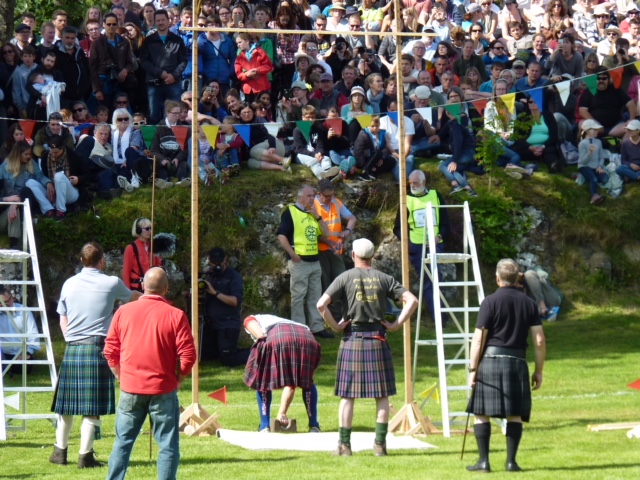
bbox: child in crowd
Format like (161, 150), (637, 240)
(196, 119), (220, 185)
(28, 71), (65, 118)
(616, 119), (640, 184)
(95, 105), (110, 124)
(132, 112), (147, 129)
(578, 119), (609, 205)
(215, 116), (242, 179)
(353, 115), (395, 182)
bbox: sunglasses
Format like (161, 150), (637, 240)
(72, 107), (86, 113)
(133, 121), (146, 126)
(116, 117), (129, 122)
(141, 227), (152, 231)
(116, 100), (128, 105)
(472, 29), (483, 32)
(597, 76), (609, 81)
(105, 22), (117, 26)
(494, 46), (504, 50)
(607, 32), (619, 36)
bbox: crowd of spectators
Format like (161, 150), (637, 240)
(2, 0), (640, 218)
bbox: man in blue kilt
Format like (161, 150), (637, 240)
(317, 238), (418, 457)
(49, 242), (141, 468)
(243, 314), (322, 432)
(466, 258), (546, 473)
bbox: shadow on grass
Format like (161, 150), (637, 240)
(129, 456), (299, 467)
(534, 463), (639, 472)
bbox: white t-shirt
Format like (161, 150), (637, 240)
(380, 114), (415, 151)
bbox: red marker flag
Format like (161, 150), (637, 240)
(208, 386), (228, 405)
(628, 379), (640, 390)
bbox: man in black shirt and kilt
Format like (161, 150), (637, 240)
(466, 258), (546, 473)
(317, 238), (418, 457)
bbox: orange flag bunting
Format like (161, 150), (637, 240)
(609, 68), (624, 89)
(355, 114), (373, 129)
(19, 120), (37, 142)
(171, 126), (190, 150)
(628, 379), (640, 390)
(471, 99), (488, 115)
(325, 118), (343, 136)
(202, 125), (220, 148)
(208, 386), (228, 405)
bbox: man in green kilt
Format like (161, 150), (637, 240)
(317, 238), (418, 457)
(466, 258), (546, 473)
(49, 242), (140, 468)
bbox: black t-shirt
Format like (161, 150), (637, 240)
(476, 286), (541, 350)
(581, 86), (630, 130)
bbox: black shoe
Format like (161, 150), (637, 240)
(49, 446), (68, 465)
(358, 172), (375, 182)
(466, 460), (491, 473)
(506, 462), (522, 472)
(314, 330), (335, 339)
(77, 450), (104, 469)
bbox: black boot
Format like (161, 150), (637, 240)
(9, 237), (19, 250)
(77, 449), (104, 469)
(466, 422), (491, 473)
(49, 445), (68, 465)
(506, 422), (523, 472)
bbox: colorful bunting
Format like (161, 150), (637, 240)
(628, 379), (640, 390)
(419, 382), (440, 404)
(234, 124), (252, 147)
(386, 111), (399, 124)
(355, 114), (373, 129)
(140, 125), (157, 147)
(18, 120), (36, 142)
(635, 61), (640, 74)
(171, 126), (189, 150)
(529, 88), (544, 112)
(584, 74), (598, 95)
(325, 118), (343, 136)
(609, 68), (623, 89)
(471, 99), (488, 115)
(500, 93), (516, 114)
(443, 103), (461, 120)
(556, 80), (571, 106)
(415, 107), (433, 122)
(295, 120), (313, 142)
(208, 386), (228, 405)
(202, 125), (220, 148)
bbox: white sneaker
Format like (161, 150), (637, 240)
(155, 178), (173, 189)
(117, 176), (134, 192)
(175, 178), (191, 188)
(130, 173), (141, 188)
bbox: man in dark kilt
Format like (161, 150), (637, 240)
(317, 238), (418, 457)
(49, 242), (140, 468)
(243, 314), (322, 432)
(466, 258), (546, 473)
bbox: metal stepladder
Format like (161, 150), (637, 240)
(412, 201), (485, 437)
(1, 199), (58, 437)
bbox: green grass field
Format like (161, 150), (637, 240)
(2, 298), (640, 480)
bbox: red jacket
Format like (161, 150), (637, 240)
(104, 295), (197, 395)
(234, 46), (273, 95)
(122, 238), (162, 291)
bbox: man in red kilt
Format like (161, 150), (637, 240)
(243, 314), (322, 432)
(317, 238), (418, 457)
(466, 258), (546, 473)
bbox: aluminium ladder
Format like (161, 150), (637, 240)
(412, 201), (485, 437)
(0, 199), (58, 435)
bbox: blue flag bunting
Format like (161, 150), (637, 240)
(234, 124), (252, 147)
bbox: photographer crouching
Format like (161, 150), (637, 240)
(201, 247), (249, 367)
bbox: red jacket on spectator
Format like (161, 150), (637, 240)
(235, 46), (273, 95)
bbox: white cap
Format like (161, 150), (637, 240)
(352, 239), (375, 259)
(581, 119), (604, 131)
(350, 86), (365, 97)
(414, 86), (431, 100)
(625, 119), (640, 131)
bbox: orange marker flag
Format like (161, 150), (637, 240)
(471, 99), (488, 115)
(208, 386), (228, 405)
(628, 379), (640, 390)
(325, 118), (343, 136)
(171, 126), (190, 150)
(609, 68), (624, 89)
(19, 120), (37, 142)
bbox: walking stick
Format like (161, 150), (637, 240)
(149, 416), (153, 459)
(461, 327), (488, 460)
(150, 155), (157, 260)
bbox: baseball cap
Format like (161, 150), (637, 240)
(209, 247), (226, 263)
(352, 239), (374, 259)
(593, 5), (609, 15)
(414, 86), (431, 100)
(581, 119), (604, 132)
(320, 72), (333, 82)
(512, 60), (526, 68)
(350, 86), (365, 97)
(625, 119), (640, 131)
(345, 6), (359, 16)
(422, 26), (436, 33)
(467, 3), (482, 14)
(291, 80), (308, 90)
(15, 23), (31, 33)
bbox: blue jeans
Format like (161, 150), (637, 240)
(148, 83), (182, 125)
(329, 149), (352, 166)
(107, 390), (180, 480)
(616, 164), (640, 182)
(409, 241), (445, 320)
(497, 145), (522, 167)
(579, 166), (609, 196)
(392, 154), (415, 181)
(411, 138), (441, 157)
(438, 150), (481, 186)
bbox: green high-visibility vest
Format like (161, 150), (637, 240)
(289, 205), (320, 256)
(407, 190), (440, 245)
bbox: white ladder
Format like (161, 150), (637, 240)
(1, 199), (58, 434)
(412, 201), (485, 437)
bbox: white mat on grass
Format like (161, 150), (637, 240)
(216, 429), (437, 452)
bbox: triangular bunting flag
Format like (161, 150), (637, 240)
(140, 125), (157, 147)
(208, 386), (228, 405)
(202, 125), (220, 148)
(500, 93), (516, 114)
(355, 114), (373, 129)
(584, 74), (598, 95)
(234, 124), (252, 147)
(18, 120), (36, 142)
(529, 88), (544, 112)
(556, 80), (571, 106)
(415, 107), (433, 122)
(324, 118), (343, 136)
(443, 103), (461, 120)
(471, 99), (488, 115)
(295, 120), (313, 142)
(74, 122), (94, 133)
(609, 67), (624, 89)
(386, 111), (399, 123)
(418, 382), (440, 404)
(635, 61), (640, 73)
(628, 379), (640, 390)
(171, 126), (189, 150)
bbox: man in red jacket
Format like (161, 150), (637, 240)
(104, 267), (196, 480)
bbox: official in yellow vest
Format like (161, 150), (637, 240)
(393, 170), (450, 323)
(277, 185), (335, 339)
(313, 179), (357, 317)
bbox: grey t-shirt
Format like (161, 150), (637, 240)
(57, 268), (132, 342)
(325, 267), (406, 325)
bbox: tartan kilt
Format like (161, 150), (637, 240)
(466, 355), (532, 422)
(335, 333), (396, 398)
(52, 344), (116, 416)
(244, 324), (321, 391)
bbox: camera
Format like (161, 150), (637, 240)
(148, 78), (162, 86)
(198, 278), (208, 290)
(282, 88), (292, 99)
(337, 43), (346, 51)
